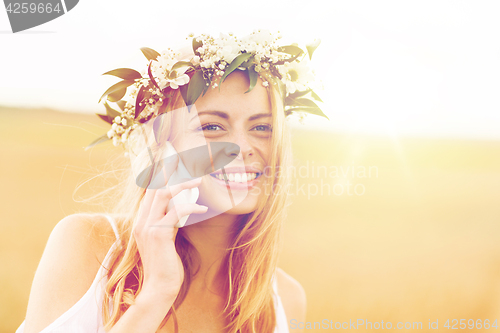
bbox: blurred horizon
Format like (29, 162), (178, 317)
(2, 104), (500, 142)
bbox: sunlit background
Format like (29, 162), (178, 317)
(1, 0), (500, 332)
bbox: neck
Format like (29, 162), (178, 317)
(180, 213), (243, 294)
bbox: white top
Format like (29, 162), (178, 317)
(16, 215), (289, 333)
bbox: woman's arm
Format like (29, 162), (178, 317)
(22, 214), (175, 333)
(23, 214), (112, 332)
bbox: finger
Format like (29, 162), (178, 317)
(157, 154), (179, 189)
(139, 154), (179, 223)
(169, 177), (202, 198)
(148, 177), (202, 222)
(138, 188), (155, 220)
(155, 203), (208, 228)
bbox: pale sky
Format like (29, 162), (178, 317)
(1, 0), (499, 139)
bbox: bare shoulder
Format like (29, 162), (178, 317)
(23, 213), (117, 333)
(276, 267), (307, 325)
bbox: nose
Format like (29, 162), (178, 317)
(226, 133), (253, 161)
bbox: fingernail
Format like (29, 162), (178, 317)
(198, 205), (208, 211)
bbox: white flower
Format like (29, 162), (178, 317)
(169, 74), (190, 89)
(243, 30), (274, 46)
(121, 118), (128, 126)
(156, 63), (191, 90)
(245, 41), (257, 53)
(115, 125), (125, 134)
(114, 116), (121, 123)
(262, 81), (269, 87)
(281, 59), (314, 94)
(220, 39), (240, 63)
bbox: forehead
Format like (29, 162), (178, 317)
(193, 70), (272, 118)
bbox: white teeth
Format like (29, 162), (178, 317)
(212, 173), (258, 183)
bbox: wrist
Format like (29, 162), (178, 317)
(137, 284), (179, 307)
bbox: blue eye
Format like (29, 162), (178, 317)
(253, 124), (272, 132)
(201, 123), (223, 131)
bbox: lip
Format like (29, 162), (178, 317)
(208, 166), (263, 190)
(210, 166), (263, 175)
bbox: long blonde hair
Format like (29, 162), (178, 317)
(100, 78), (293, 333)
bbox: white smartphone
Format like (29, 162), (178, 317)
(162, 141), (200, 228)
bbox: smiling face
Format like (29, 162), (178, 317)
(170, 71), (274, 216)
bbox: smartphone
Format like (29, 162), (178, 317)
(162, 141), (200, 228)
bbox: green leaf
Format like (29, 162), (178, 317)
(140, 47), (160, 61)
(219, 53), (253, 85)
(116, 100), (127, 111)
(239, 56), (255, 69)
(274, 45), (304, 65)
(102, 68), (142, 80)
(245, 66), (258, 94)
(99, 80), (135, 103)
(135, 85), (146, 119)
(148, 61), (161, 91)
(85, 134), (111, 151)
(310, 90), (323, 102)
(287, 89), (312, 100)
(107, 87), (127, 102)
(275, 54), (302, 65)
(287, 97), (320, 109)
(96, 113), (112, 124)
(192, 38), (203, 56)
(287, 107), (329, 120)
(179, 83), (188, 108)
(104, 101), (121, 119)
(306, 39), (321, 60)
(287, 89), (323, 103)
(181, 70), (206, 112)
(277, 45), (304, 56)
(171, 61), (194, 72)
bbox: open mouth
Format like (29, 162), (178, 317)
(209, 172), (262, 183)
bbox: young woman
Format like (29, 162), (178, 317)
(18, 31), (324, 333)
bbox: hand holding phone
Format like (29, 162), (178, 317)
(162, 141), (200, 228)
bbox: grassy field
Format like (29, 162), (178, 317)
(1, 106), (500, 332)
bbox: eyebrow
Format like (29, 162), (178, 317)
(191, 111), (272, 122)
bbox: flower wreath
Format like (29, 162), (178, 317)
(87, 30), (328, 150)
